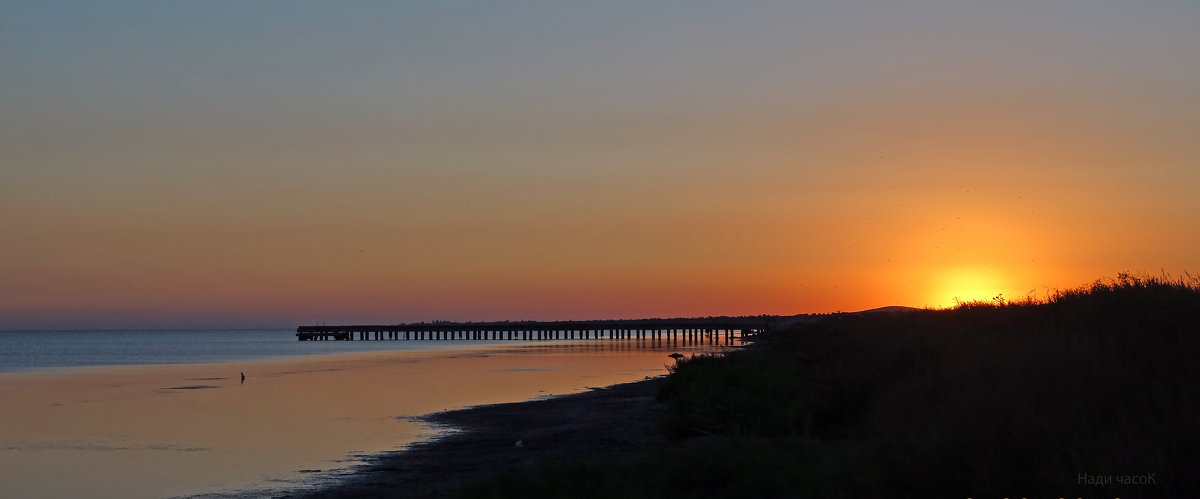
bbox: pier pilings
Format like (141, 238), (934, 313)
(296, 319), (768, 344)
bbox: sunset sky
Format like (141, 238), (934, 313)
(3, 1), (1198, 329)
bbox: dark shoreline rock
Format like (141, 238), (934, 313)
(293, 378), (667, 498)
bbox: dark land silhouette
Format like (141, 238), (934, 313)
(300, 273), (1198, 498)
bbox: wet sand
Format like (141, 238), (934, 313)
(296, 378), (667, 498)
(0, 341), (724, 498)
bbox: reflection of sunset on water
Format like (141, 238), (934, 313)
(1, 2), (1197, 497)
(0, 341), (732, 498)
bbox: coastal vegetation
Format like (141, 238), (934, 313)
(458, 273), (1199, 498)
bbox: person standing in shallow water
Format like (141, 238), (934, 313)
(240, 372), (245, 384)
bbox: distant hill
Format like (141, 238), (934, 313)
(852, 305), (922, 314)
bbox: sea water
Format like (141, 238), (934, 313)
(0, 329), (518, 373)
(0, 334), (738, 498)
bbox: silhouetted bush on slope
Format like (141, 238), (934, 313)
(460, 274), (1199, 498)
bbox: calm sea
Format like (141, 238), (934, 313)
(0, 329), (516, 373)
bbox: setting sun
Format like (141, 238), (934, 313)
(2, 2), (1198, 497)
(927, 266), (1023, 308)
(2, 2), (1198, 327)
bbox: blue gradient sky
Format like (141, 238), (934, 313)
(3, 1), (1198, 328)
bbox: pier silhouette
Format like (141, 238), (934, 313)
(296, 317), (773, 344)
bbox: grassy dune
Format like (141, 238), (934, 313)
(461, 274), (1199, 498)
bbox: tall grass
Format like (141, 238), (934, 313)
(460, 274), (1200, 498)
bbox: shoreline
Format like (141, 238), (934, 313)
(294, 376), (668, 498)
(1, 340), (720, 498)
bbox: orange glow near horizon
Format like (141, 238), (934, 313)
(925, 266), (1023, 308)
(2, 3), (1198, 328)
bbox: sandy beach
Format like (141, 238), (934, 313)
(0, 340), (728, 498)
(297, 378), (667, 498)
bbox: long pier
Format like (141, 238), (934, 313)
(296, 317), (773, 342)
